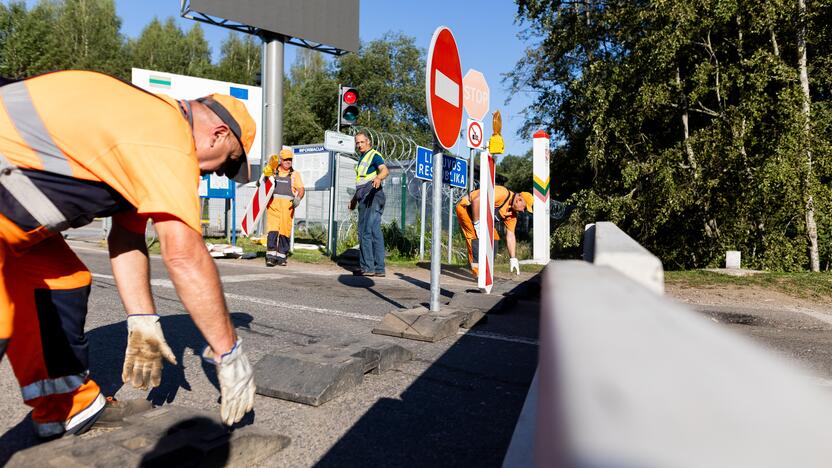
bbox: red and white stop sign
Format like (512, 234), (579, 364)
(425, 26), (463, 150)
(463, 69), (490, 121)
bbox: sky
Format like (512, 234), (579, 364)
(111, 1), (536, 156)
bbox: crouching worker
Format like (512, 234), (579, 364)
(0, 70), (256, 438)
(455, 186), (534, 276)
(264, 148), (304, 267)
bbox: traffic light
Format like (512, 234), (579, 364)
(339, 86), (359, 128)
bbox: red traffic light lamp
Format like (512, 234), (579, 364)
(339, 86), (359, 128)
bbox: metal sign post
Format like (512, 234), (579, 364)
(419, 181), (427, 261)
(430, 151), (444, 312)
(447, 188), (454, 263)
(326, 151), (336, 255)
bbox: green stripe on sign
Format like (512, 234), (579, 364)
(533, 179), (549, 196)
(149, 76), (171, 88)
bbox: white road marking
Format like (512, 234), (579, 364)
(460, 330), (538, 346)
(90, 273), (537, 346)
(435, 69), (460, 107)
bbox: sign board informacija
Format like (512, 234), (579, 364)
(425, 26), (463, 150)
(414, 146), (468, 189)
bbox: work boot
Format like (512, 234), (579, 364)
(276, 256), (287, 266)
(265, 255), (277, 267)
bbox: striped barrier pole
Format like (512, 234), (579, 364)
(478, 151), (495, 293)
(240, 176), (275, 237)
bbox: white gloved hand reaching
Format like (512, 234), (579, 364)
(202, 338), (255, 426)
(122, 314), (177, 390)
(473, 220), (481, 235)
(510, 257), (521, 275)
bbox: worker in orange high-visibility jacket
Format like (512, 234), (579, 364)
(455, 186), (534, 276)
(263, 148), (304, 267)
(0, 71), (256, 438)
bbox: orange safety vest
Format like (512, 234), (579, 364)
(0, 71), (201, 249)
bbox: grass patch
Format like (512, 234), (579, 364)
(665, 270), (832, 301)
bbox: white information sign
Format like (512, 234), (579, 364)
(324, 130), (356, 154)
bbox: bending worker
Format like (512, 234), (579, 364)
(456, 186), (534, 275)
(263, 148), (304, 267)
(0, 70), (256, 438)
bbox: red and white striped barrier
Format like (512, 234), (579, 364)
(478, 151), (495, 293)
(240, 176), (274, 237)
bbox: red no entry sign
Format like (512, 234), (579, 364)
(425, 26), (463, 150)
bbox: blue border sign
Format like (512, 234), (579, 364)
(414, 146), (467, 188)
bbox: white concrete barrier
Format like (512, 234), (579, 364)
(503, 260), (832, 468)
(584, 221), (664, 294)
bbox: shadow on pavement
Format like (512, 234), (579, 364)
(317, 282), (540, 467)
(393, 272), (455, 298)
(0, 414), (37, 465)
(337, 275), (406, 309)
(416, 262), (476, 283)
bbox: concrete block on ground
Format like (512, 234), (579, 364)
(460, 309), (487, 329)
(8, 406), (289, 467)
(726, 250), (741, 269)
(449, 292), (509, 314)
(254, 336), (411, 406)
(372, 307), (463, 342)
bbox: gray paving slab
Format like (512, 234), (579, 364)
(372, 307), (464, 342)
(7, 405), (289, 467)
(254, 337), (412, 406)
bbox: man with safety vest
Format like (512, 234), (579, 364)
(456, 186), (534, 276)
(263, 148), (304, 267)
(348, 130), (388, 277)
(0, 71), (256, 438)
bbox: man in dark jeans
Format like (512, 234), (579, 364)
(348, 130), (389, 277)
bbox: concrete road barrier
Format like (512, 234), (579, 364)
(504, 260), (832, 467)
(583, 221), (664, 294)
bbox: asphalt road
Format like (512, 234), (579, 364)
(0, 240), (539, 466)
(690, 303), (832, 383)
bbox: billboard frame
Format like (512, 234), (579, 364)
(180, 0), (353, 56)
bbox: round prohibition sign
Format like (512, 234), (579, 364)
(467, 120), (483, 148)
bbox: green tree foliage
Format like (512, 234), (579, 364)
(0, 0), (127, 79)
(284, 49), (337, 145)
(509, 0), (832, 271)
(214, 32), (260, 85)
(128, 18), (212, 78)
(56, 0), (127, 77)
(497, 151), (533, 193)
(336, 32), (431, 145)
(0, 1), (63, 77)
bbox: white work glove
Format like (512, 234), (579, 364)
(202, 338), (255, 426)
(510, 257), (520, 275)
(122, 314), (177, 390)
(292, 196), (301, 208)
(473, 220), (481, 236)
